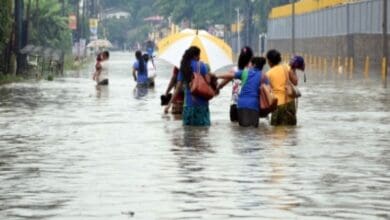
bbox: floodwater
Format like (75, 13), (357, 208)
(0, 52), (389, 220)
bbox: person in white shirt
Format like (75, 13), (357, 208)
(95, 51), (109, 85)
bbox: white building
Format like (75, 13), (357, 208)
(101, 8), (130, 20)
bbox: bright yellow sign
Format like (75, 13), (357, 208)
(89, 19), (98, 29)
(230, 23), (243, 33)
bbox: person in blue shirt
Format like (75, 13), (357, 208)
(217, 46), (253, 122)
(217, 56), (267, 127)
(165, 46), (211, 126)
(146, 46), (154, 58)
(132, 50), (148, 86)
(146, 40), (156, 69)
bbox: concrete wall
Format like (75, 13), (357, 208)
(267, 34), (387, 71)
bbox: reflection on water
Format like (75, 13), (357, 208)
(0, 52), (389, 220)
(95, 85), (109, 98)
(133, 85), (149, 99)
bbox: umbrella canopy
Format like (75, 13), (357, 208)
(87, 39), (113, 48)
(157, 29), (233, 72)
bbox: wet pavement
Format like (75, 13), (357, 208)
(0, 52), (389, 220)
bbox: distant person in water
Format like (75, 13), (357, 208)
(94, 51), (109, 85)
(146, 40), (156, 69)
(143, 53), (155, 88)
(92, 52), (102, 82)
(132, 50), (148, 87)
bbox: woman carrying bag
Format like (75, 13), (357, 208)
(164, 46), (213, 126)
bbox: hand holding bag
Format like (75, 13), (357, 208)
(284, 65), (301, 98)
(190, 63), (215, 100)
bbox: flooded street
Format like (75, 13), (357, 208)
(0, 52), (389, 220)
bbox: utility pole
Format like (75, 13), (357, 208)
(235, 8), (241, 52)
(228, 0), (232, 50)
(247, 0), (253, 47)
(61, 0), (65, 16)
(36, 0), (39, 33)
(291, 0), (295, 55)
(25, 0), (31, 44)
(15, 0), (24, 74)
(383, 0), (388, 87)
(76, 0), (80, 42)
(91, 0), (96, 17)
(82, 0), (87, 39)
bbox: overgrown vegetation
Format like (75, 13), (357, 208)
(28, 0), (72, 51)
(0, 0), (13, 53)
(0, 74), (23, 85)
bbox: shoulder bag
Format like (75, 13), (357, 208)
(190, 63), (215, 100)
(259, 74), (278, 118)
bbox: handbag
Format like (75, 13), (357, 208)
(160, 93), (172, 106)
(259, 75), (278, 118)
(284, 65), (301, 98)
(190, 63), (215, 100)
(230, 104), (238, 122)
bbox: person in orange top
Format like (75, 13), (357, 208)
(266, 50), (301, 126)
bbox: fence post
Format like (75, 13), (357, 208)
(332, 57), (336, 73)
(324, 57), (328, 76)
(349, 57), (354, 79)
(382, 57), (387, 82)
(364, 56), (370, 78)
(337, 56), (341, 70)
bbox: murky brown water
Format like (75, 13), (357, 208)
(0, 52), (389, 220)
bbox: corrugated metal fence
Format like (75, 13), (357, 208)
(268, 0), (386, 40)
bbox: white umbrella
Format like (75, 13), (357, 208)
(87, 39), (113, 48)
(157, 29), (233, 72)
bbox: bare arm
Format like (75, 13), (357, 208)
(165, 74), (176, 95)
(164, 81), (183, 114)
(94, 63), (102, 81)
(216, 71), (235, 90)
(289, 69), (298, 85)
(132, 68), (137, 81)
(217, 71), (235, 80)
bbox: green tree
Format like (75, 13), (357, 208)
(0, 0), (13, 53)
(154, 0), (291, 31)
(28, 0), (72, 50)
(154, 0), (226, 28)
(99, 0), (156, 48)
(0, 0), (13, 74)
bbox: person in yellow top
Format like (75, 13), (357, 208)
(266, 50), (304, 126)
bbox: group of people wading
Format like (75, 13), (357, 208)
(163, 46), (305, 127)
(92, 46), (305, 128)
(93, 50), (155, 88)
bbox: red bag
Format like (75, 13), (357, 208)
(190, 64), (215, 100)
(259, 75), (278, 118)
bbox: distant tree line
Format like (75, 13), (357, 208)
(97, 0), (290, 50)
(0, 0), (291, 75)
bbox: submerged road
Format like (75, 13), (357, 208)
(0, 52), (389, 219)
